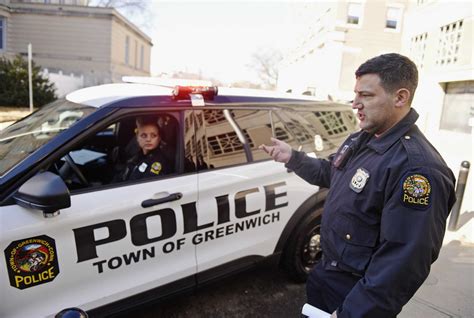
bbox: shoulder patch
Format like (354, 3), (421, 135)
(150, 162), (162, 175)
(401, 174), (431, 210)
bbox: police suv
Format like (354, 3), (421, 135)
(0, 78), (357, 317)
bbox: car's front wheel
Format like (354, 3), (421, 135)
(282, 207), (323, 283)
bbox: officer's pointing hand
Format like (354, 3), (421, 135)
(259, 137), (292, 164)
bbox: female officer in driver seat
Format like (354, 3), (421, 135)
(120, 117), (171, 181)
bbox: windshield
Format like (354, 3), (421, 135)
(0, 99), (97, 176)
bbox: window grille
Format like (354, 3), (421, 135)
(436, 20), (463, 66)
(204, 109), (232, 124)
(410, 33), (428, 69)
(207, 130), (254, 155)
(286, 120), (312, 143)
(314, 111), (348, 136)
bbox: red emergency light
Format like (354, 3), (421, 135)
(172, 85), (218, 100)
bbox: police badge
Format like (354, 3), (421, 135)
(350, 168), (370, 193)
(150, 162), (162, 175)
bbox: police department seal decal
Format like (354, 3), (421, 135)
(401, 174), (431, 209)
(4, 235), (60, 290)
(350, 168), (370, 193)
(150, 162), (162, 175)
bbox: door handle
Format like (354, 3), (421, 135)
(141, 192), (183, 208)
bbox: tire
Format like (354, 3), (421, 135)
(282, 206), (323, 283)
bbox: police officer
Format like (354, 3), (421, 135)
(121, 117), (171, 181)
(260, 53), (456, 317)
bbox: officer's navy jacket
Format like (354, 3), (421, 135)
(122, 146), (171, 181)
(286, 109), (456, 317)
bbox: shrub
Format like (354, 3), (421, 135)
(0, 54), (57, 107)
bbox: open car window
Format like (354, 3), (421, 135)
(48, 112), (181, 191)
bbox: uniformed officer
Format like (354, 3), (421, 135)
(121, 117), (171, 181)
(260, 53), (456, 317)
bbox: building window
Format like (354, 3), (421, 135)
(436, 20), (463, 66)
(125, 35), (130, 65)
(410, 33), (428, 69)
(134, 40), (138, 69)
(346, 2), (362, 25)
(0, 17), (5, 51)
(385, 6), (402, 30)
(440, 81), (473, 134)
(140, 45), (144, 70)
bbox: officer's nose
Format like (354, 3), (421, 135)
(352, 97), (361, 110)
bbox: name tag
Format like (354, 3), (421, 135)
(138, 162), (148, 173)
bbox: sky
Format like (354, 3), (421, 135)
(143, 1), (311, 85)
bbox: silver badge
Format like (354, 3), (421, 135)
(138, 162), (148, 173)
(350, 168), (370, 193)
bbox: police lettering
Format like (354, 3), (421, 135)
(73, 182), (288, 263)
(403, 194), (429, 205)
(14, 267), (56, 288)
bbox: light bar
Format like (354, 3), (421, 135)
(173, 86), (218, 100)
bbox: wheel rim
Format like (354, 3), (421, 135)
(301, 224), (322, 273)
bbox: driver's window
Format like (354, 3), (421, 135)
(50, 112), (179, 191)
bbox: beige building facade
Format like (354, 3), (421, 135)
(0, 0), (152, 87)
(278, 0), (473, 233)
(402, 0), (473, 220)
(278, 0), (408, 100)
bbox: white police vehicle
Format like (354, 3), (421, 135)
(0, 78), (357, 317)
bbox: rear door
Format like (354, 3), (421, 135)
(0, 109), (199, 318)
(190, 108), (320, 279)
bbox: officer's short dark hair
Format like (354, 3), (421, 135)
(355, 53), (418, 103)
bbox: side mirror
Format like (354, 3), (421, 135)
(14, 171), (71, 218)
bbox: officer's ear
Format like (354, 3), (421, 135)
(394, 88), (410, 108)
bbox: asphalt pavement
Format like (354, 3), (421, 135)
(115, 232), (474, 318)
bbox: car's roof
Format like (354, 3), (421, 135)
(66, 82), (339, 108)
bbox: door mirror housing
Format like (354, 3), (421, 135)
(14, 171), (71, 217)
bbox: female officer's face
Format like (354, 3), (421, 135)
(136, 124), (160, 155)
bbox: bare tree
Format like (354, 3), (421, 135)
(86, 0), (145, 10)
(86, 0), (151, 30)
(247, 48), (282, 90)
(230, 81), (262, 89)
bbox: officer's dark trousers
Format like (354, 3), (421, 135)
(306, 261), (361, 313)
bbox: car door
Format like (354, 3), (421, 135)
(0, 110), (198, 318)
(190, 108), (320, 279)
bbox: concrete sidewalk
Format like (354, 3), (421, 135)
(400, 238), (474, 317)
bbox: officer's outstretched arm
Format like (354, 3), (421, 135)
(336, 168), (455, 317)
(260, 137), (332, 188)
